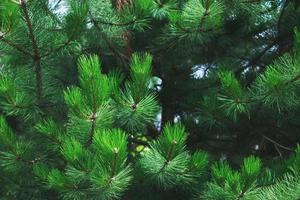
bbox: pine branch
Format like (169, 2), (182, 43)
(89, 18), (138, 27)
(198, 33), (293, 92)
(255, 171), (300, 200)
(20, 0), (43, 104)
(85, 112), (97, 147)
(90, 13), (129, 65)
(199, 1), (210, 28)
(41, 38), (72, 58)
(0, 31), (32, 56)
(110, 149), (119, 178)
(241, 0), (261, 3)
(234, 39), (280, 75)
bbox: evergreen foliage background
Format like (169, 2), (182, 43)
(0, 0), (300, 199)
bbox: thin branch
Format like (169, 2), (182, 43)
(196, 33), (292, 91)
(263, 135), (294, 152)
(199, 1), (210, 28)
(274, 144), (283, 157)
(51, 0), (63, 10)
(0, 31), (32, 57)
(89, 17), (137, 27)
(234, 39), (280, 75)
(241, 0), (261, 3)
(90, 13), (129, 64)
(41, 38), (72, 58)
(85, 112), (97, 147)
(0, 37), (32, 57)
(20, 0), (43, 104)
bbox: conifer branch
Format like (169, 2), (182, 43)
(234, 39), (280, 75)
(41, 38), (72, 58)
(166, 141), (176, 162)
(110, 149), (119, 178)
(159, 141), (177, 173)
(90, 18), (138, 27)
(20, 0), (43, 104)
(0, 31), (32, 56)
(90, 14), (129, 64)
(199, 34), (292, 91)
(199, 1), (210, 28)
(85, 112), (97, 147)
(0, 1), (300, 198)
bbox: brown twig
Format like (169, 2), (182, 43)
(263, 135), (294, 152)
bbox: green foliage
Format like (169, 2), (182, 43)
(127, 53), (152, 99)
(252, 55), (300, 112)
(64, 55), (114, 142)
(78, 55), (112, 108)
(294, 27), (300, 54)
(0, 50), (160, 198)
(0, 73), (35, 119)
(155, 123), (187, 157)
(201, 156), (261, 199)
(254, 172), (300, 200)
(90, 165), (133, 200)
(241, 156), (261, 190)
(35, 118), (64, 142)
(119, 0), (152, 31)
(199, 148), (300, 200)
(0, 0), (300, 199)
(151, 0), (178, 20)
(0, 0), (19, 32)
(61, 138), (86, 164)
(0, 115), (17, 150)
(41, 129), (134, 200)
(251, 147), (300, 200)
(218, 71), (249, 121)
(93, 129), (128, 172)
(115, 53), (159, 132)
(139, 123), (208, 189)
(197, 93), (225, 128)
(163, 0), (223, 46)
(65, 0), (88, 39)
(0, 116), (31, 173)
(115, 92), (158, 132)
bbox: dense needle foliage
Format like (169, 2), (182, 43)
(0, 0), (300, 199)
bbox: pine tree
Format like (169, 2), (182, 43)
(0, 0), (300, 199)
